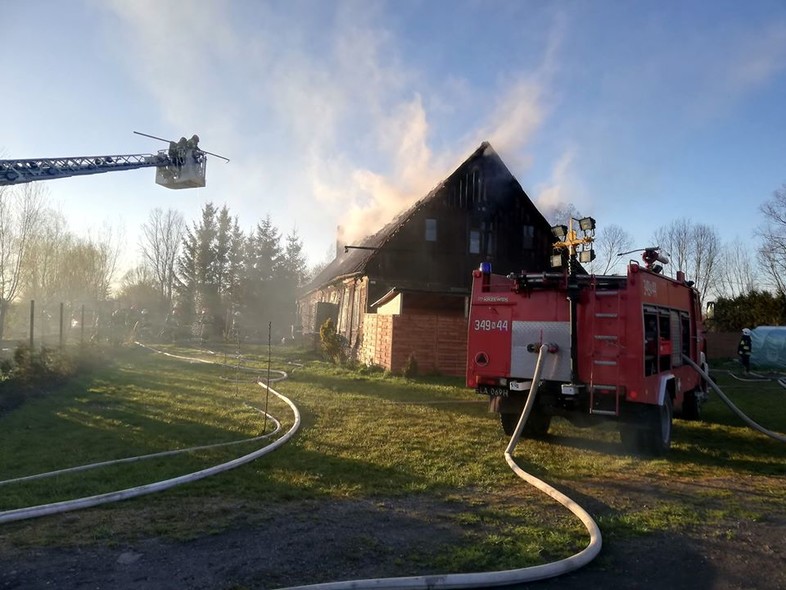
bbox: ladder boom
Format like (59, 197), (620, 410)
(0, 153), (167, 186)
(0, 148), (207, 190)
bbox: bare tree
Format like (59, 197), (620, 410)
(691, 224), (722, 303)
(591, 224), (633, 275)
(542, 202), (583, 226)
(116, 265), (160, 311)
(85, 226), (122, 301)
(23, 208), (71, 305)
(52, 229), (121, 305)
(140, 208), (184, 307)
(22, 211), (120, 312)
(653, 218), (692, 277)
(0, 184), (46, 338)
(758, 184), (786, 295)
(716, 239), (759, 299)
(653, 218), (720, 303)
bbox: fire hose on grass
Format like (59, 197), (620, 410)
(0, 405), (282, 487)
(280, 344), (602, 590)
(0, 347), (299, 525)
(2, 343), (602, 588)
(284, 353), (782, 590)
(682, 355), (786, 443)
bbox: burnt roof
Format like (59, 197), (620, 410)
(301, 141), (527, 295)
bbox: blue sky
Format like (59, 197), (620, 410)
(3, 0), (786, 277)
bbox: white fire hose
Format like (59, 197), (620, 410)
(281, 344), (602, 590)
(0, 406), (281, 487)
(4, 346), (778, 586)
(682, 355), (786, 443)
(2, 344), (602, 587)
(0, 348), (299, 525)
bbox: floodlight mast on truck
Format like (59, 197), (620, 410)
(466, 217), (708, 455)
(0, 132), (228, 189)
(550, 216), (597, 385)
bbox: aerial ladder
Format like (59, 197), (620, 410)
(0, 132), (227, 190)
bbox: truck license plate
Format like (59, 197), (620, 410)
(477, 385), (508, 397)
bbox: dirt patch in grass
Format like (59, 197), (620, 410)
(1, 473), (784, 590)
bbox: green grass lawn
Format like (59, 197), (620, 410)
(0, 345), (784, 570)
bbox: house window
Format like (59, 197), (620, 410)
(469, 230), (480, 254)
(482, 221), (495, 256)
(470, 223), (495, 255)
(522, 225), (535, 249)
(425, 218), (437, 242)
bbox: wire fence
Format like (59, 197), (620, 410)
(0, 300), (302, 359)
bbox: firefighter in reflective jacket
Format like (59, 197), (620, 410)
(738, 328), (752, 373)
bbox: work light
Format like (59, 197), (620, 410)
(551, 225), (567, 239)
(579, 217), (596, 232)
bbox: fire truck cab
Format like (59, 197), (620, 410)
(466, 254), (708, 455)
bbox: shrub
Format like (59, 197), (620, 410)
(319, 318), (347, 365)
(0, 344), (103, 415)
(10, 344), (74, 385)
(358, 363), (385, 375)
(402, 352), (419, 378)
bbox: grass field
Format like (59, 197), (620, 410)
(1, 343), (784, 571)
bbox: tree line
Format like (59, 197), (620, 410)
(2, 181), (786, 341)
(0, 184), (308, 343)
(125, 203), (308, 341)
(0, 184), (120, 340)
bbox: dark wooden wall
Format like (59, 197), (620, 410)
(364, 153), (553, 299)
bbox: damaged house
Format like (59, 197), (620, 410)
(297, 142), (556, 376)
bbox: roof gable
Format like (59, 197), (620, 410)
(302, 141), (536, 294)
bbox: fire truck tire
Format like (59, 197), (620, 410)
(500, 406), (551, 438)
(682, 389), (702, 421)
(618, 423), (639, 453)
(500, 413), (519, 437)
(619, 396), (673, 455)
(642, 395), (673, 455)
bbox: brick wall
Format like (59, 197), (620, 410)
(361, 314), (393, 369)
(361, 312), (467, 376)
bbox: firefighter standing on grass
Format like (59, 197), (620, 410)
(738, 328), (752, 373)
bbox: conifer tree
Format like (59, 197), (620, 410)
(176, 202), (219, 336)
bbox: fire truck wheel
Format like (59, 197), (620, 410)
(643, 395), (673, 455)
(500, 413), (519, 437)
(499, 407), (551, 438)
(618, 422), (640, 453)
(682, 389), (701, 421)
(620, 396), (673, 455)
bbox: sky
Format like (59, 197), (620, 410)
(3, 0), (786, 280)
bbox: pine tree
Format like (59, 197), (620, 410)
(243, 215), (283, 338)
(283, 228), (308, 288)
(176, 202), (219, 337)
(214, 205), (232, 299)
(278, 228), (308, 335)
(226, 218), (246, 308)
(176, 224), (198, 321)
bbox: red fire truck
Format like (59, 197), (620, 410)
(466, 240), (708, 455)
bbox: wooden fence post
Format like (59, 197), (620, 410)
(29, 300), (35, 349)
(59, 302), (64, 350)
